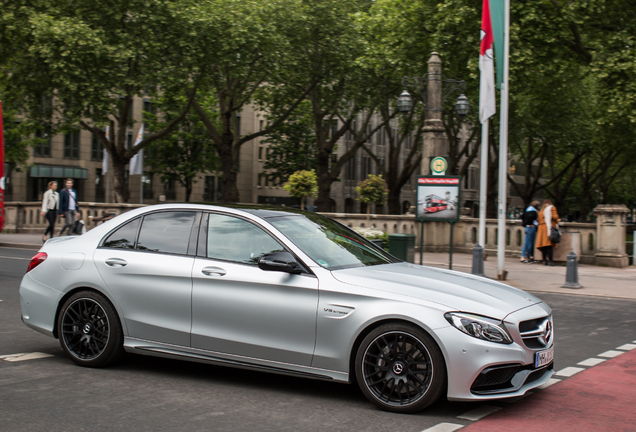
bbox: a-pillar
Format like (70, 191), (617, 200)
(421, 52), (447, 174)
(593, 204), (630, 268)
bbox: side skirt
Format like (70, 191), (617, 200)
(123, 337), (349, 383)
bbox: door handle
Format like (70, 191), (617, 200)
(202, 266), (227, 276)
(105, 258), (128, 268)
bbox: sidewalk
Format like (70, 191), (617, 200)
(2, 232), (635, 299)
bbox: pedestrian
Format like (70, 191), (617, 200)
(59, 178), (80, 236)
(520, 200), (540, 263)
(40, 181), (59, 242)
(536, 198), (560, 266)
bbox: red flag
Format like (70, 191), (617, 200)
(0, 100), (5, 232)
(480, 0), (496, 123)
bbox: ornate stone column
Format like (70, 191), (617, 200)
(593, 204), (630, 268)
(421, 52), (447, 174)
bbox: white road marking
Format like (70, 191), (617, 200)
(0, 255), (31, 260)
(456, 405), (501, 421)
(0, 352), (53, 362)
(538, 378), (561, 389)
(616, 343), (636, 351)
(554, 366), (584, 377)
(420, 423), (464, 432)
(598, 350), (624, 358)
(577, 358), (606, 367)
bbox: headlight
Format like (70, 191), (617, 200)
(444, 312), (513, 344)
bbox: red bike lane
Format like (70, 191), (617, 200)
(461, 348), (636, 432)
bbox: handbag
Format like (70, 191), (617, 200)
(549, 226), (561, 243)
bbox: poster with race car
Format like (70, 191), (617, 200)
(416, 176), (461, 222)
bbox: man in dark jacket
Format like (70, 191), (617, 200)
(520, 200), (540, 262)
(59, 178), (79, 236)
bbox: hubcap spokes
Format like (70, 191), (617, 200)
(362, 332), (433, 406)
(62, 298), (110, 360)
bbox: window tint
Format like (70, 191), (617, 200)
(136, 211), (196, 255)
(103, 218), (141, 249)
(207, 214), (284, 264)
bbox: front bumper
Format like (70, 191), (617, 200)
(441, 302), (555, 402)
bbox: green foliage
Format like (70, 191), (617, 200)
(284, 169), (318, 202)
(262, 101), (317, 184)
(356, 174), (388, 204)
(145, 94), (221, 202)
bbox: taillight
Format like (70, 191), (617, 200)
(26, 252), (48, 273)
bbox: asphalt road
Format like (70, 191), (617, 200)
(1, 246), (635, 432)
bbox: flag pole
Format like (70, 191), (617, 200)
(478, 121), (488, 247)
(497, 0), (510, 279)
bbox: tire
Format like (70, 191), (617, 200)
(57, 290), (124, 367)
(355, 323), (446, 413)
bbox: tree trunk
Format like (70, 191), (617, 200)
(387, 193), (401, 215)
(315, 149), (332, 212)
(112, 161), (130, 204)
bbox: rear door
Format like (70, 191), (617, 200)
(94, 210), (199, 347)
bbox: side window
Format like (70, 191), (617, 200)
(207, 214), (284, 264)
(136, 211), (196, 255)
(103, 218), (141, 249)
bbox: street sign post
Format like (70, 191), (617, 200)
(416, 176), (462, 269)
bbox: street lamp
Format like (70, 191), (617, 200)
(397, 88), (471, 117)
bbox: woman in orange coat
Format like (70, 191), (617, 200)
(536, 198), (559, 266)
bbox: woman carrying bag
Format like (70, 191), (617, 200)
(40, 181), (59, 242)
(536, 198), (560, 266)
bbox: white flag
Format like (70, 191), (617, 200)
(129, 124), (144, 175)
(102, 126), (109, 173)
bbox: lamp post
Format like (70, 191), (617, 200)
(397, 87), (470, 119)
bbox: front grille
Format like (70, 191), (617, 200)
(471, 362), (553, 395)
(525, 362), (553, 385)
(519, 315), (553, 349)
(471, 365), (521, 391)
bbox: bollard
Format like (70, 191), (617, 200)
(562, 251), (583, 289)
(471, 244), (485, 277)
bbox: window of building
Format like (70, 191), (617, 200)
(204, 176), (216, 201)
(164, 179), (176, 200)
(345, 156), (356, 181)
(64, 130), (80, 159)
(143, 100), (156, 129)
(126, 131), (133, 149)
(95, 168), (105, 202)
(91, 132), (104, 161)
(142, 173), (153, 199)
(34, 126), (51, 157)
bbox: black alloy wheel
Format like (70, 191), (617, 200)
(58, 291), (123, 367)
(355, 323), (446, 413)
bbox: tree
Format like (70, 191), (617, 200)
(356, 174), (388, 225)
(262, 101), (317, 184)
(146, 95), (221, 202)
(284, 169), (318, 210)
(189, 0), (320, 204)
(1, 0), (198, 202)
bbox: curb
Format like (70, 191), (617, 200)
(0, 242), (41, 250)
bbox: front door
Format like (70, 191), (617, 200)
(191, 213), (318, 366)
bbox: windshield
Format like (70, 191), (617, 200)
(267, 214), (395, 270)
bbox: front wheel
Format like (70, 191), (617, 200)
(355, 323), (446, 413)
(57, 291), (124, 367)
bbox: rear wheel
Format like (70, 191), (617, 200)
(57, 291), (123, 367)
(355, 323), (446, 413)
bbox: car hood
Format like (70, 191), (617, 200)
(331, 262), (542, 319)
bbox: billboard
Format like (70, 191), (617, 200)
(416, 176), (461, 222)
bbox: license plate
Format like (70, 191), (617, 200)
(535, 347), (554, 368)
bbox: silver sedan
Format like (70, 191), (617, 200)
(20, 204), (554, 413)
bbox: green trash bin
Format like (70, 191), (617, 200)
(388, 233), (415, 262)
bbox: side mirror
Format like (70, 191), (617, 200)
(258, 252), (303, 274)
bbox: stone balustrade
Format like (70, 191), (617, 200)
(1, 201), (617, 266)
